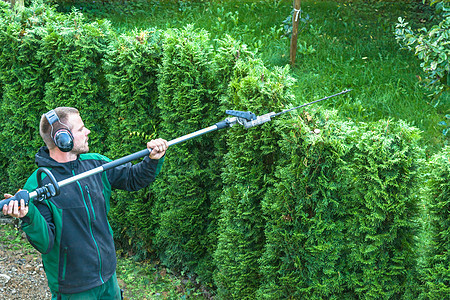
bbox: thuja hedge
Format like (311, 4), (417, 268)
(0, 1), (55, 191)
(103, 28), (164, 258)
(0, 2), (112, 191)
(0, 2), (437, 298)
(258, 111), (423, 299)
(214, 59), (293, 298)
(421, 147), (450, 299)
(151, 25), (224, 282)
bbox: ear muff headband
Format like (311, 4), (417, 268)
(45, 110), (74, 152)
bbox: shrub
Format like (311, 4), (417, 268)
(213, 59), (295, 299)
(422, 146), (450, 299)
(395, 0), (450, 100)
(258, 110), (353, 299)
(259, 110), (423, 299)
(151, 25), (224, 283)
(103, 28), (164, 259)
(39, 9), (113, 153)
(342, 120), (422, 298)
(0, 1), (114, 188)
(0, 1), (60, 190)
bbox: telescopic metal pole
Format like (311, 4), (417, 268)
(0, 89), (351, 207)
(58, 123), (229, 189)
(0, 119), (236, 207)
(91, 89), (351, 182)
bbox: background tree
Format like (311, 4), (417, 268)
(395, 0), (449, 102)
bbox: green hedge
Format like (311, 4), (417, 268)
(422, 146), (450, 299)
(257, 112), (423, 299)
(103, 28), (164, 259)
(151, 25), (224, 282)
(0, 2), (112, 191)
(39, 10), (112, 154)
(258, 110), (353, 299)
(0, 2), (55, 190)
(0, 2), (438, 298)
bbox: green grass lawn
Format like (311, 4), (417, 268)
(58, 0), (449, 153)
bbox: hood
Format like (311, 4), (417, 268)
(35, 146), (79, 171)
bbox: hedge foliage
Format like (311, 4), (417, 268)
(0, 2), (112, 190)
(213, 59), (288, 299)
(0, 1), (55, 191)
(257, 112), (423, 299)
(103, 28), (164, 258)
(422, 146), (450, 299)
(151, 25), (224, 282)
(0, 2), (446, 298)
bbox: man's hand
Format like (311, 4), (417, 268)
(2, 193), (28, 218)
(147, 138), (168, 160)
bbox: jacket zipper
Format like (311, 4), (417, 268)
(73, 171), (104, 284)
(85, 185), (96, 221)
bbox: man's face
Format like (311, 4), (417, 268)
(68, 113), (90, 154)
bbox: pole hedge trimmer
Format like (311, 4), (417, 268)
(0, 89), (351, 208)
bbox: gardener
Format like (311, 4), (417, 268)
(2, 107), (167, 299)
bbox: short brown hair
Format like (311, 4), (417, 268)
(40, 107), (79, 149)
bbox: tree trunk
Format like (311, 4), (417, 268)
(10, 0), (24, 9)
(290, 0), (301, 67)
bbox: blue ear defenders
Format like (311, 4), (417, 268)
(45, 110), (74, 152)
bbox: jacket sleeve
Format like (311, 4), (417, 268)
(105, 155), (164, 191)
(20, 174), (56, 254)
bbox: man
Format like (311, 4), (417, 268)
(2, 107), (168, 299)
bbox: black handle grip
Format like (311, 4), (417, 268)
(36, 167), (60, 200)
(0, 167), (61, 210)
(0, 190), (30, 208)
